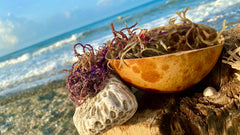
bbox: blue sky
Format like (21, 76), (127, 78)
(0, 0), (152, 57)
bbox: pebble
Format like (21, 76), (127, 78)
(203, 86), (217, 97)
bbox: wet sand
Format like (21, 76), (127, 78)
(0, 80), (78, 135)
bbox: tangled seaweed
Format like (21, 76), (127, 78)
(223, 44), (240, 81)
(64, 43), (110, 106)
(107, 7), (226, 62)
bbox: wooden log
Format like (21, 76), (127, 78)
(104, 82), (240, 135)
(104, 24), (240, 135)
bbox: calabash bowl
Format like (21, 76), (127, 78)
(106, 44), (223, 93)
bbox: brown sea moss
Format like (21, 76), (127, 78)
(106, 7), (226, 63)
(222, 24), (240, 82)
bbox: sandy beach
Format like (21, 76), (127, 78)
(0, 80), (78, 135)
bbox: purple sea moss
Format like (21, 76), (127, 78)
(64, 43), (110, 106)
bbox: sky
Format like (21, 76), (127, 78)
(0, 0), (152, 57)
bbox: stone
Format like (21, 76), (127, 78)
(73, 76), (138, 135)
(203, 86), (217, 97)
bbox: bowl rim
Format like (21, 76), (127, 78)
(106, 43), (224, 61)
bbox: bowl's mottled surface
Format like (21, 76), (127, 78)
(108, 44), (223, 93)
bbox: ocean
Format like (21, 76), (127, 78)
(0, 0), (239, 98)
(0, 0), (239, 99)
(0, 0), (240, 134)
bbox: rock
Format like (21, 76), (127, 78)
(73, 76), (138, 135)
(203, 86), (217, 97)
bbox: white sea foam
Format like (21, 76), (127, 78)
(24, 62), (57, 79)
(89, 34), (113, 48)
(207, 11), (237, 22)
(33, 32), (83, 56)
(0, 61), (57, 89)
(187, 0), (239, 23)
(0, 32), (82, 69)
(141, 0), (238, 30)
(61, 53), (78, 66)
(141, 17), (171, 30)
(0, 32), (82, 90)
(0, 53), (30, 69)
(0, 73), (64, 96)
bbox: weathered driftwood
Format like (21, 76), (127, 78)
(104, 24), (240, 135)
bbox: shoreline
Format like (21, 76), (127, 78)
(0, 79), (66, 106)
(0, 79), (79, 134)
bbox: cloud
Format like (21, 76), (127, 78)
(97, 0), (112, 6)
(0, 19), (18, 49)
(63, 11), (71, 19)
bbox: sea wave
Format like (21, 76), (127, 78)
(165, 0), (179, 4)
(0, 73), (64, 96)
(0, 32), (84, 90)
(187, 0), (239, 23)
(33, 32), (83, 56)
(0, 61), (57, 90)
(89, 34), (113, 47)
(0, 32), (83, 69)
(141, 0), (239, 30)
(61, 56), (78, 66)
(0, 53), (30, 69)
(24, 61), (57, 79)
(141, 17), (170, 30)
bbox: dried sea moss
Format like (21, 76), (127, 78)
(106, 7), (226, 61)
(64, 43), (110, 106)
